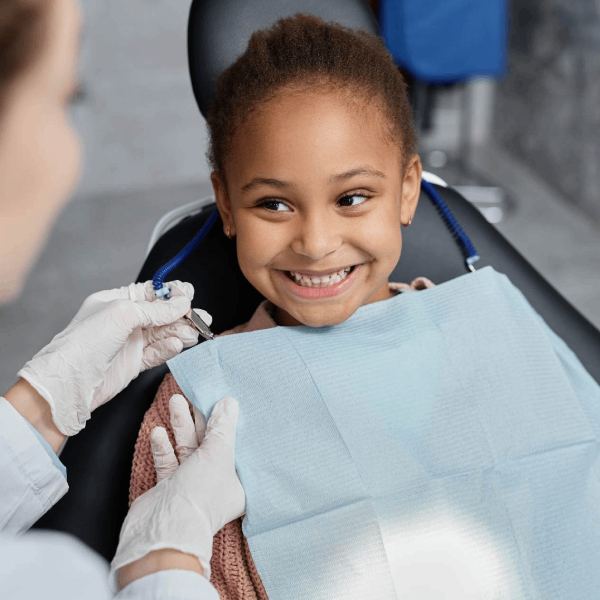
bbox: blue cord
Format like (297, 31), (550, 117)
(152, 180), (480, 297)
(421, 179), (480, 271)
(152, 207), (219, 298)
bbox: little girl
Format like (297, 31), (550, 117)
(128, 13), (432, 599)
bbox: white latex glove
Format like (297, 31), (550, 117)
(110, 396), (245, 585)
(151, 394), (208, 482)
(18, 281), (202, 436)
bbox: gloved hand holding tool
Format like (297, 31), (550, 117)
(13, 280), (199, 438)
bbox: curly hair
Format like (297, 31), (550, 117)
(0, 0), (49, 111)
(206, 13), (417, 180)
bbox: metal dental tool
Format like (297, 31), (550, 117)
(185, 308), (215, 341)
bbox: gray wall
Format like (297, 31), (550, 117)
(74, 0), (210, 196)
(494, 0), (600, 223)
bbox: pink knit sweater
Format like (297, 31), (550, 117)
(129, 278), (434, 599)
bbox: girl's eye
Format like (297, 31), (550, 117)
(260, 200), (292, 212)
(258, 193), (371, 212)
(337, 193), (371, 208)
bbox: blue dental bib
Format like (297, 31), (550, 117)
(168, 267), (600, 600)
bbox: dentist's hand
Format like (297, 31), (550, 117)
(151, 394), (208, 483)
(111, 395), (245, 589)
(14, 281), (200, 437)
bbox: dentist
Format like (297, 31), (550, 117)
(0, 0), (244, 597)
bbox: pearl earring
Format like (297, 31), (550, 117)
(225, 225), (231, 238)
(408, 216), (413, 226)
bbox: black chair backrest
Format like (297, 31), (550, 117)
(34, 0), (600, 563)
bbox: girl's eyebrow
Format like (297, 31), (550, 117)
(329, 166), (386, 184)
(240, 166), (386, 193)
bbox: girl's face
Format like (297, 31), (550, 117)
(212, 89), (421, 327)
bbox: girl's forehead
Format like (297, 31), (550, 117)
(252, 89), (385, 136)
(229, 90), (402, 185)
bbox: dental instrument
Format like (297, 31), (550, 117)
(185, 308), (215, 341)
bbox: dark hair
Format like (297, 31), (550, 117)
(206, 13), (417, 181)
(0, 0), (49, 110)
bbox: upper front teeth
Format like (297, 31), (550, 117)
(289, 267), (352, 287)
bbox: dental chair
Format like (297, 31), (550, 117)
(33, 0), (600, 563)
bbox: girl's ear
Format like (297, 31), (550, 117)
(400, 154), (422, 227)
(210, 171), (235, 237)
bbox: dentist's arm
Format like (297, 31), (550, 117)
(0, 394), (235, 600)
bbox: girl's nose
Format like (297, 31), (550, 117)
(290, 212), (342, 261)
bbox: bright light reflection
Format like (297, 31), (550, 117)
(385, 510), (521, 599)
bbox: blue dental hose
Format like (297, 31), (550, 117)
(152, 207), (219, 299)
(152, 180), (480, 298)
(420, 179), (480, 271)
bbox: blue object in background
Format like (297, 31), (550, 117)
(379, 0), (508, 82)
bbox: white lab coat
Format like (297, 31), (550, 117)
(0, 397), (219, 600)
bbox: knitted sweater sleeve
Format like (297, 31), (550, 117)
(129, 372), (184, 506)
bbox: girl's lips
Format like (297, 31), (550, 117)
(277, 264), (362, 299)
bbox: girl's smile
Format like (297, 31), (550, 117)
(277, 263), (362, 299)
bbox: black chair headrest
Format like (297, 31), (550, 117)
(188, 0), (380, 118)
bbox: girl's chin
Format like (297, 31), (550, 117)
(276, 302), (357, 328)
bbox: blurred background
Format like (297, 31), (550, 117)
(1, 0), (599, 387)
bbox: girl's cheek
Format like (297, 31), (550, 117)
(239, 219), (288, 264)
(360, 206), (402, 259)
